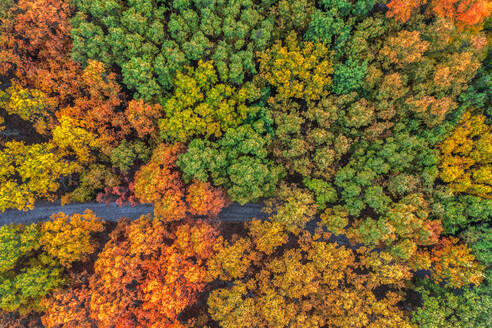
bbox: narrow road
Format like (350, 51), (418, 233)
(0, 201), (269, 226)
(0, 200), (351, 248)
(0, 200), (429, 277)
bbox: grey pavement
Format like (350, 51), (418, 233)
(0, 201), (269, 226)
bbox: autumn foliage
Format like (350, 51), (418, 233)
(88, 216), (218, 328)
(387, 0), (492, 26)
(0, 0), (491, 327)
(439, 111), (492, 198)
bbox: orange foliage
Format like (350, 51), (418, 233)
(58, 60), (130, 155)
(386, 0), (492, 27)
(41, 285), (93, 328)
(89, 216), (218, 328)
(134, 144), (228, 220)
(432, 0), (492, 26)
(186, 180), (230, 217)
(386, 0), (422, 23)
(126, 99), (162, 139)
(0, 0), (81, 105)
(430, 237), (485, 288)
(134, 143), (187, 220)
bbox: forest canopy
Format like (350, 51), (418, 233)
(0, 0), (491, 327)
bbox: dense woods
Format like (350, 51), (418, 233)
(0, 0), (491, 327)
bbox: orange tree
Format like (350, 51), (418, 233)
(387, 0), (492, 27)
(134, 143), (229, 220)
(88, 215), (219, 328)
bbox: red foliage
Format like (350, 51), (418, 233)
(97, 175), (138, 207)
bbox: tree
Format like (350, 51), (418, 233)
(159, 60), (255, 142)
(207, 219), (415, 328)
(411, 279), (492, 328)
(257, 32), (333, 104)
(134, 143), (188, 220)
(134, 143), (228, 219)
(186, 180), (229, 218)
(88, 216), (219, 328)
(0, 82), (56, 134)
(57, 60), (130, 155)
(386, 0), (492, 27)
(39, 210), (104, 268)
(71, 0), (274, 100)
(439, 112), (492, 199)
(41, 283), (94, 328)
(430, 237), (485, 288)
(51, 115), (100, 165)
(125, 99), (162, 140)
(110, 140), (151, 174)
(0, 223), (64, 314)
(0, 141), (80, 212)
(178, 122), (284, 205)
(0, 0), (82, 106)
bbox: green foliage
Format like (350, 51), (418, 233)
(0, 224), (63, 314)
(431, 189), (492, 234)
(305, 0), (376, 55)
(71, 0), (274, 100)
(159, 60), (255, 142)
(0, 0), (13, 22)
(332, 57), (367, 94)
(412, 280), (492, 328)
(303, 178), (337, 210)
(334, 133), (439, 216)
(462, 224), (492, 283)
(178, 121), (284, 204)
(110, 140), (150, 173)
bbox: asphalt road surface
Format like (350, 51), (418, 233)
(0, 201), (269, 226)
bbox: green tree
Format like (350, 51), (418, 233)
(159, 60), (256, 142)
(71, 0), (275, 100)
(178, 121), (284, 204)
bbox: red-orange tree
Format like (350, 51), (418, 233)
(134, 143), (228, 220)
(88, 216), (219, 328)
(387, 0), (492, 27)
(0, 0), (81, 106)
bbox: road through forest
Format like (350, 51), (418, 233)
(0, 201), (269, 226)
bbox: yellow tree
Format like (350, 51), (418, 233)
(207, 219), (416, 328)
(439, 112), (491, 198)
(39, 210), (105, 268)
(0, 141), (79, 211)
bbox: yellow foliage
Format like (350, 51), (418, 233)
(0, 81), (56, 134)
(439, 111), (492, 198)
(258, 32), (333, 104)
(207, 222), (416, 328)
(0, 141), (79, 211)
(40, 210), (104, 267)
(51, 115), (100, 164)
(160, 60), (254, 142)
